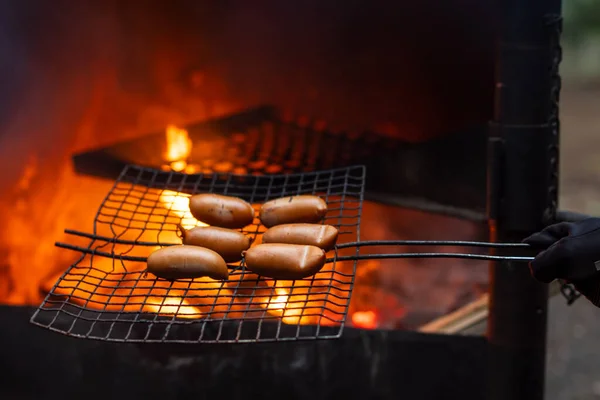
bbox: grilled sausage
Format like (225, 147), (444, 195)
(259, 195), (327, 228)
(262, 223), (338, 251)
(178, 225), (251, 262)
(147, 245), (229, 280)
(243, 244), (326, 280)
(188, 193), (254, 229)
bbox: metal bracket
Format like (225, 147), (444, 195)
(487, 122), (557, 233)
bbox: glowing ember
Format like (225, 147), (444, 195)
(170, 160), (188, 172)
(352, 310), (378, 329)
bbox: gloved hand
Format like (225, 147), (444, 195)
(523, 218), (600, 307)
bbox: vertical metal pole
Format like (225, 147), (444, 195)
(486, 0), (562, 399)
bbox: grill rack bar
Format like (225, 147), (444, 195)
(63, 229), (530, 249)
(56, 230), (535, 263)
(335, 239), (530, 249)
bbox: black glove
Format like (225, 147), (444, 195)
(523, 218), (600, 307)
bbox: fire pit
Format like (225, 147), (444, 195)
(56, 110), (494, 330)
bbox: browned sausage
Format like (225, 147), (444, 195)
(243, 244), (326, 280)
(178, 225), (251, 262)
(188, 193), (254, 229)
(262, 223), (338, 251)
(259, 195), (327, 228)
(147, 245), (229, 280)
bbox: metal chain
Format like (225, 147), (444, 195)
(559, 280), (582, 305)
(544, 13), (561, 225)
(543, 14), (578, 306)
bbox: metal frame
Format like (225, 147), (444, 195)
(486, 0), (562, 399)
(31, 164), (365, 343)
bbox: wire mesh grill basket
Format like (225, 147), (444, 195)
(31, 164), (366, 343)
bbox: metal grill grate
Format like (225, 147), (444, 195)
(73, 106), (398, 179)
(31, 165), (365, 343)
(72, 106), (488, 220)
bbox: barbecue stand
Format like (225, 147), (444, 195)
(28, 162), (564, 400)
(25, 0), (571, 399)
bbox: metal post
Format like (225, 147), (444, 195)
(486, 0), (562, 399)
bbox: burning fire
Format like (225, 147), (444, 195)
(35, 123), (350, 326)
(161, 124), (201, 174)
(164, 124), (192, 172)
(352, 310), (378, 329)
(1, 114), (434, 331)
(160, 125), (204, 229)
(159, 190), (201, 230)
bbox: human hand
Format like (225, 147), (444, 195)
(523, 218), (600, 307)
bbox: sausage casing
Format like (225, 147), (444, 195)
(243, 243), (326, 280)
(188, 193), (254, 229)
(262, 223), (338, 251)
(179, 225), (251, 262)
(259, 195), (327, 228)
(147, 245), (229, 280)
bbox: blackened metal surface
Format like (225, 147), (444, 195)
(486, 236), (549, 400)
(367, 124), (488, 218)
(486, 0), (562, 399)
(490, 6), (562, 232)
(72, 106), (489, 219)
(3, 306), (485, 400)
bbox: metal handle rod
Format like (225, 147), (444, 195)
(335, 240), (530, 249)
(55, 241), (533, 263)
(64, 229), (530, 250)
(64, 229), (177, 247)
(55, 242), (148, 262)
(332, 253), (532, 263)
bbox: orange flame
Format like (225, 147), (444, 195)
(45, 187), (348, 325)
(159, 190), (204, 230)
(164, 124), (192, 171)
(33, 122), (356, 327)
(352, 310), (378, 329)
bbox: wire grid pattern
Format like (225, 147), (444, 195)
(31, 165), (365, 343)
(157, 116), (398, 177)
